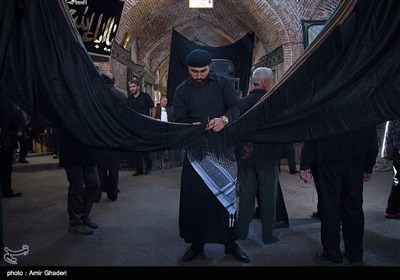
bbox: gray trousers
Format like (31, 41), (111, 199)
(65, 165), (99, 225)
(237, 159), (279, 243)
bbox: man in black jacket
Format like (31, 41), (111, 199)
(59, 130), (102, 235)
(0, 95), (23, 197)
(300, 128), (378, 266)
(381, 119), (400, 219)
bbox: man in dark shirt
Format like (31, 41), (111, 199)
(126, 78), (154, 176)
(127, 79), (154, 115)
(173, 49), (249, 263)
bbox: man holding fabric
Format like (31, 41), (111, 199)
(173, 49), (249, 263)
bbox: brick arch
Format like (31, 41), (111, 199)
(113, 0), (339, 90)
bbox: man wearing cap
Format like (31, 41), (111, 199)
(173, 49), (249, 263)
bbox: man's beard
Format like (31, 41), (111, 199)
(193, 78), (206, 86)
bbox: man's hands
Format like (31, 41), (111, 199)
(206, 117), (226, 132)
(299, 169), (312, 183)
(363, 172), (372, 182)
(241, 145), (254, 159)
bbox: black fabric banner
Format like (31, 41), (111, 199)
(0, 0), (400, 152)
(67, 0), (124, 58)
(0, 0), (202, 152)
(166, 30), (254, 106)
(232, 0), (400, 144)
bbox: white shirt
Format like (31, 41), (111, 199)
(161, 107), (168, 122)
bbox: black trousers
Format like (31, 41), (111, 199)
(317, 164), (364, 263)
(311, 163), (321, 213)
(17, 134), (31, 159)
(130, 151), (152, 173)
(276, 182), (289, 222)
(97, 163), (119, 201)
(0, 147), (14, 194)
(283, 144), (297, 172)
(387, 149), (400, 213)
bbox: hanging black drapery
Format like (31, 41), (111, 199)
(0, 0), (205, 152)
(166, 29), (255, 106)
(232, 0), (400, 145)
(0, 0), (399, 151)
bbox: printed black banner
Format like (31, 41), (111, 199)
(67, 0), (124, 57)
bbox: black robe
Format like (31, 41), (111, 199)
(173, 73), (240, 244)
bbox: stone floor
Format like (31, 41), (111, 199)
(1, 154), (399, 273)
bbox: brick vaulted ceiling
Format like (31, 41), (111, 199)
(114, 0), (339, 91)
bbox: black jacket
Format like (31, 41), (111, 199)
(300, 127), (378, 173)
(58, 130), (103, 168)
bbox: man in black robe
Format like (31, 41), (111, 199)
(173, 49), (249, 263)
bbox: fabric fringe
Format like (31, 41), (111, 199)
(229, 213), (235, 228)
(232, 26), (343, 145)
(302, 127), (378, 165)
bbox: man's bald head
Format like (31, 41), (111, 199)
(101, 71), (115, 86)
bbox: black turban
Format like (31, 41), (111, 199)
(186, 49), (212, 67)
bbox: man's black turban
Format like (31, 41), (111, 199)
(186, 49), (212, 67)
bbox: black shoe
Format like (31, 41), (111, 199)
(311, 211), (321, 220)
(68, 224), (93, 235)
(144, 169), (151, 175)
(94, 193), (101, 203)
(2, 192), (23, 198)
(18, 158), (29, 164)
(274, 220), (289, 229)
(82, 217), (98, 229)
(53, 154), (58, 159)
(343, 252), (365, 266)
(132, 171), (143, 176)
(313, 253), (342, 266)
(225, 243), (250, 263)
(182, 244), (204, 262)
